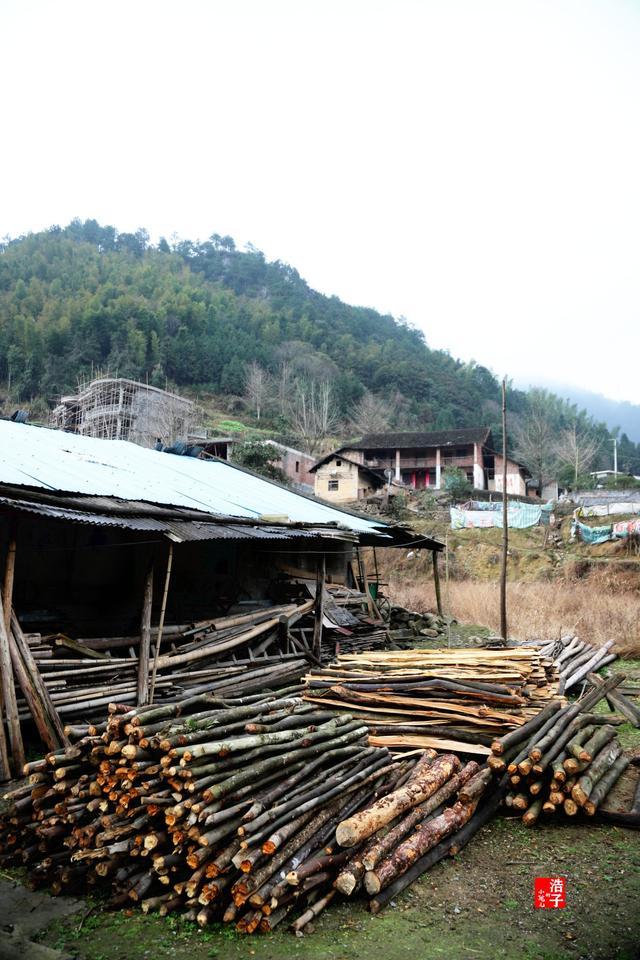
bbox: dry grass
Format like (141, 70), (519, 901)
(387, 570), (640, 656)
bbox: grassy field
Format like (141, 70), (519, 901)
(378, 535), (640, 655)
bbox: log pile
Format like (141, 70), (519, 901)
(303, 648), (562, 755)
(0, 601), (316, 777)
(0, 692), (504, 932)
(332, 751), (500, 914)
(0, 692), (411, 933)
(489, 674), (636, 823)
(523, 635), (617, 694)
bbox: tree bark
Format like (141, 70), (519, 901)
(336, 753), (461, 847)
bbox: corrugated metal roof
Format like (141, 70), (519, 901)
(0, 495), (357, 543)
(0, 421), (382, 536)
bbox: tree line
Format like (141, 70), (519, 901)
(0, 219), (638, 481)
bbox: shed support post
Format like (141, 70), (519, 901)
(2, 533), (16, 635)
(312, 556), (325, 662)
(137, 563), (155, 706)
(149, 543), (174, 704)
(432, 550), (443, 618)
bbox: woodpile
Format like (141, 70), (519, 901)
(489, 674), (637, 823)
(0, 691), (396, 931)
(0, 689), (507, 933)
(333, 751), (500, 914)
(2, 577), (458, 776)
(0, 599), (318, 778)
(524, 635), (617, 694)
(303, 647), (562, 755)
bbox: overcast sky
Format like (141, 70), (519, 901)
(2, 0), (639, 403)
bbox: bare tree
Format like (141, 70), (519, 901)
(275, 360), (292, 417)
(348, 391), (391, 436)
(243, 362), (271, 421)
(288, 379), (339, 454)
(513, 405), (558, 493)
(554, 424), (600, 483)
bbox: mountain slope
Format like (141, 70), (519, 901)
(1, 219), (638, 474)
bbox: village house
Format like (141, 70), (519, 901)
(309, 454), (386, 503)
(311, 428), (536, 502)
(261, 442), (317, 492)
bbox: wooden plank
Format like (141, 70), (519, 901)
(11, 612), (68, 748)
(0, 590), (25, 772)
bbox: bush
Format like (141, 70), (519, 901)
(442, 467), (472, 501)
(232, 440), (287, 483)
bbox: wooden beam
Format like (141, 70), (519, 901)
(0, 589), (25, 773)
(312, 557), (326, 662)
(2, 534), (16, 635)
(136, 563), (155, 706)
(432, 550), (443, 617)
(0, 534), (16, 780)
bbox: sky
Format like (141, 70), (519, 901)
(1, 0), (639, 404)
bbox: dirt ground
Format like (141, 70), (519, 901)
(29, 812), (638, 960)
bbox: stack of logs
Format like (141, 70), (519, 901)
(488, 674), (635, 824)
(303, 648), (562, 755)
(0, 691), (503, 934)
(333, 751), (498, 914)
(524, 635), (617, 694)
(0, 598), (315, 780)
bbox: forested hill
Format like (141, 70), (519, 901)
(1, 220), (639, 475)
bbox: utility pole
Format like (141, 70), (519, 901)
(500, 378), (508, 641)
(611, 437), (618, 477)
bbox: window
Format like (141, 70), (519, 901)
(328, 479), (339, 491)
(295, 461), (300, 472)
(336, 459), (342, 466)
(456, 447), (468, 459)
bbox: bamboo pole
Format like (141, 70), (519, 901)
(137, 564), (154, 706)
(500, 377), (508, 641)
(149, 543), (174, 705)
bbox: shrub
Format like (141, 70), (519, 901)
(442, 467), (472, 501)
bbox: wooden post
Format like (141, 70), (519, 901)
(500, 378), (508, 641)
(312, 556), (325, 662)
(0, 589), (25, 773)
(137, 563), (155, 706)
(432, 550), (443, 617)
(149, 544), (174, 704)
(0, 531), (16, 779)
(2, 533), (16, 634)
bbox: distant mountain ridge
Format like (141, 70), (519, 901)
(522, 380), (640, 444)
